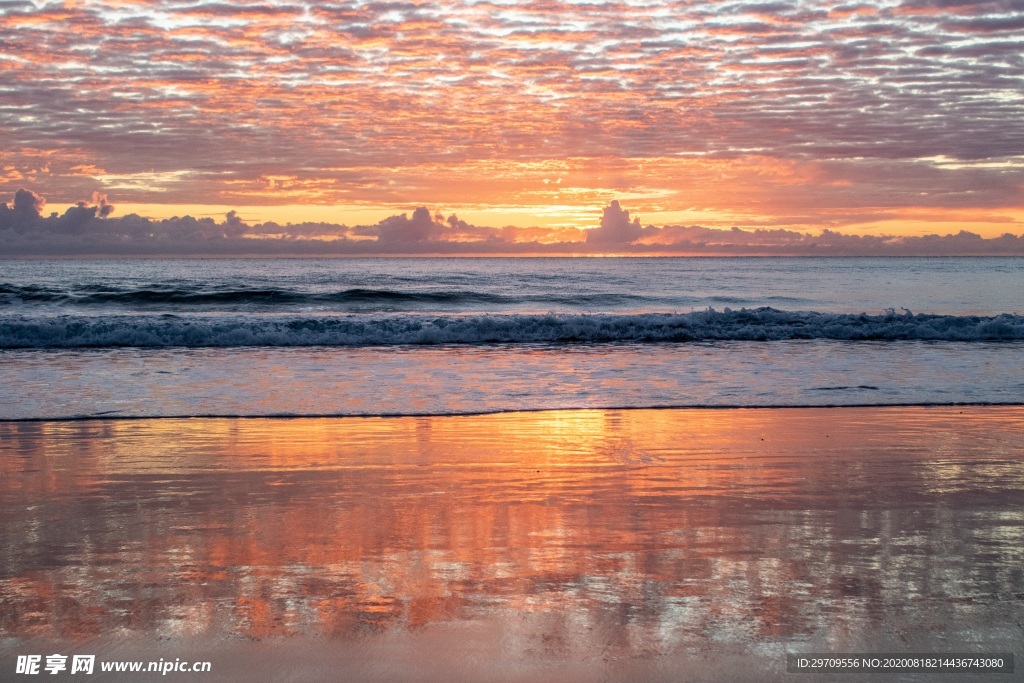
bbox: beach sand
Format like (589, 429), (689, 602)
(1, 407), (1022, 681)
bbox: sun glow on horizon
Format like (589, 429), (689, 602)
(103, 201), (1024, 241)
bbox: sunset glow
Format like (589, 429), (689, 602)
(2, 0), (1023, 252)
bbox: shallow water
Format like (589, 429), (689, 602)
(2, 341), (1024, 420)
(2, 408), (1021, 681)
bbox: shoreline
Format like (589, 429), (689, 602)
(3, 401), (1024, 423)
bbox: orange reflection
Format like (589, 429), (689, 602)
(1, 408), (1023, 654)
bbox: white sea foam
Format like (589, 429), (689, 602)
(2, 308), (1023, 348)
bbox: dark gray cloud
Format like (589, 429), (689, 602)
(2, 191), (1021, 256)
(371, 207), (444, 244)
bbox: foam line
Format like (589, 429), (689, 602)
(2, 308), (1023, 348)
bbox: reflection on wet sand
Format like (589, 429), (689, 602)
(1, 408), (1022, 680)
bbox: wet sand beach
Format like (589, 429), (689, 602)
(1, 407), (1022, 681)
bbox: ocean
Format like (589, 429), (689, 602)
(1, 257), (1022, 419)
(2, 257), (1023, 682)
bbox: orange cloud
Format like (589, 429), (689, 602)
(0, 0), (1021, 236)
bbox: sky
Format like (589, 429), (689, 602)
(1, 0), (1023, 254)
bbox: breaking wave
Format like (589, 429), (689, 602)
(2, 308), (1023, 348)
(0, 284), (646, 308)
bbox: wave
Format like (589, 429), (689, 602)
(2, 308), (1023, 348)
(0, 284), (646, 308)
(0, 284), (502, 305)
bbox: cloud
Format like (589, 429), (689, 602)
(372, 206), (444, 244)
(12, 188), (44, 215)
(585, 200), (645, 245)
(2, 189), (117, 236)
(0, 189), (46, 233)
(2, 0), (1022, 219)
(2, 191), (1022, 256)
(224, 209), (247, 237)
(94, 193), (115, 218)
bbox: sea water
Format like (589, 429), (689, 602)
(3, 257), (1023, 681)
(1, 257), (1022, 420)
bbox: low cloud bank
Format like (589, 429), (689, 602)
(2, 189), (1023, 256)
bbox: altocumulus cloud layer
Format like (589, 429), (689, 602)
(0, 0), (1023, 233)
(3, 190), (1022, 255)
